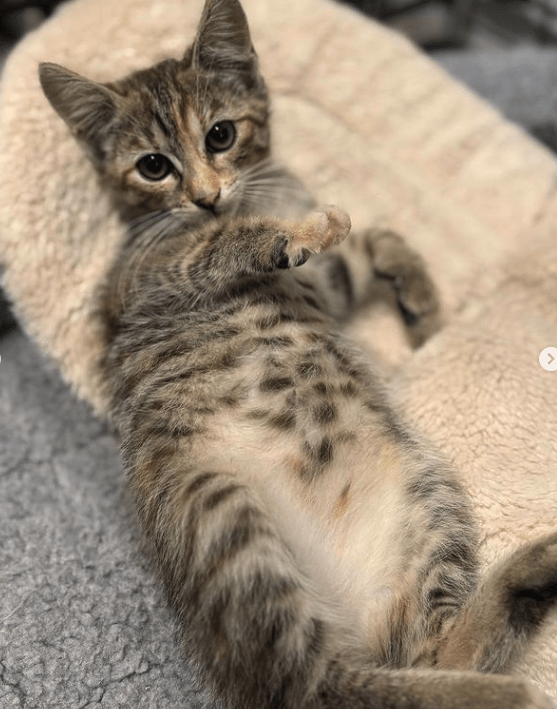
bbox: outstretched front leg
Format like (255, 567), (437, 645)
(103, 205), (351, 328)
(175, 205), (351, 298)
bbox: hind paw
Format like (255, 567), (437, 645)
(506, 531), (557, 599)
(365, 228), (442, 345)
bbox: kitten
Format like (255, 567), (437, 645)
(39, 0), (557, 707)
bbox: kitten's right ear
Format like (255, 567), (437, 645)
(39, 62), (119, 163)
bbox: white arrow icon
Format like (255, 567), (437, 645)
(539, 347), (557, 371)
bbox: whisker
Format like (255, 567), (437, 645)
(242, 182), (307, 196)
(128, 210), (167, 235)
(117, 212), (181, 310)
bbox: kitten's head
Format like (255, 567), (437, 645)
(39, 0), (304, 223)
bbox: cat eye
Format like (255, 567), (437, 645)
(205, 121), (236, 153)
(136, 153), (173, 181)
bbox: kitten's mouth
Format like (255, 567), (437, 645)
(170, 195), (236, 225)
(171, 205), (219, 225)
(195, 203), (218, 216)
(207, 198), (237, 220)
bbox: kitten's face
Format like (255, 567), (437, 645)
(98, 56), (270, 219)
(39, 0), (279, 222)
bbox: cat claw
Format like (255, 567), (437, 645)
(275, 245), (311, 269)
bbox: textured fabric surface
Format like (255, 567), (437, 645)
(0, 328), (214, 708)
(2, 0), (557, 705)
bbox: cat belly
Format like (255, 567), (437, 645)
(191, 408), (410, 637)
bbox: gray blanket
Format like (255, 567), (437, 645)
(0, 328), (214, 707)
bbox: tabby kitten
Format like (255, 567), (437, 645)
(40, 0), (557, 707)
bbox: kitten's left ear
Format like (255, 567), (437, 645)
(191, 0), (256, 74)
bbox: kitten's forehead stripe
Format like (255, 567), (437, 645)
(151, 109), (173, 140)
(123, 62), (199, 163)
(185, 106), (206, 147)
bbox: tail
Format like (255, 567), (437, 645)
(431, 532), (557, 673)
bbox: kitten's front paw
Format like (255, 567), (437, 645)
(298, 205), (351, 252)
(276, 206), (351, 269)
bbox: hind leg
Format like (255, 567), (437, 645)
(366, 228), (442, 346)
(425, 532), (557, 673)
(293, 226), (442, 346)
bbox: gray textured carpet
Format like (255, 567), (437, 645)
(0, 328), (215, 708)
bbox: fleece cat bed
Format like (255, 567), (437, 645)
(2, 0), (557, 704)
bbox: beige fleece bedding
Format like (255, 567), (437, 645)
(1, 0), (556, 696)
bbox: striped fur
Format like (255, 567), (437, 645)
(40, 1), (557, 707)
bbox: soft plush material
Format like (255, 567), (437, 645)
(2, 0), (557, 704)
